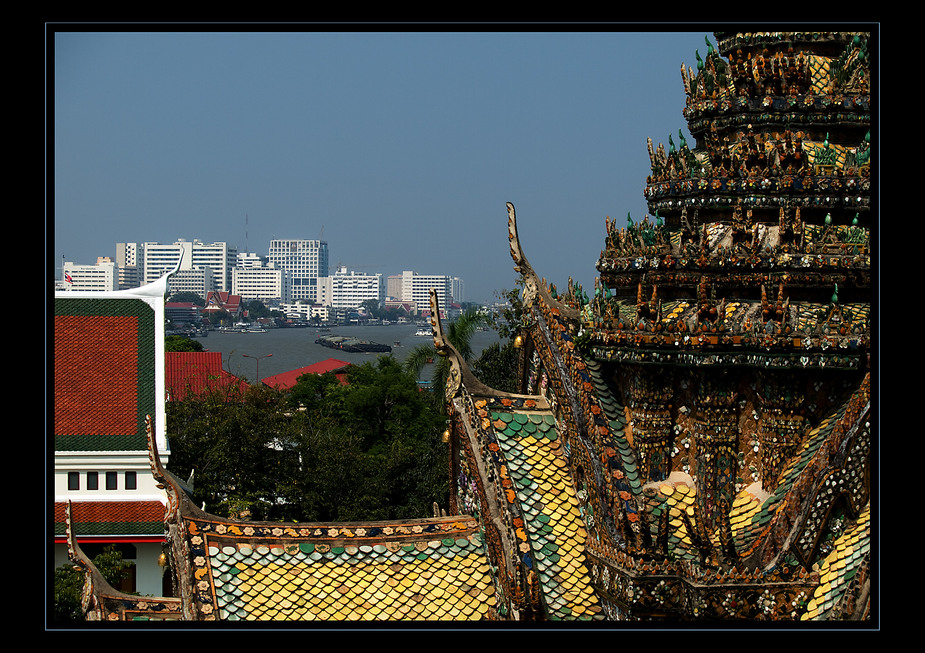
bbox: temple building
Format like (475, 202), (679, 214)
(61, 29), (872, 623)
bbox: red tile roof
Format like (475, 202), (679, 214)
(261, 358), (351, 390)
(55, 314), (141, 437)
(55, 500), (166, 524)
(166, 351), (249, 401)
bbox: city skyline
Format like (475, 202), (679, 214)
(52, 26), (707, 303)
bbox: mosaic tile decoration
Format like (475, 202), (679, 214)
(801, 501), (870, 621)
(489, 409), (604, 620)
(187, 517), (499, 621)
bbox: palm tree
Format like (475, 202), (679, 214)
(404, 307), (487, 410)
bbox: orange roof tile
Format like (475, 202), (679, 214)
(166, 351), (248, 401)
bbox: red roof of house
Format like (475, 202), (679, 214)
(166, 351), (249, 401)
(262, 358), (352, 391)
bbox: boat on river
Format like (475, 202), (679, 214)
(314, 334), (392, 353)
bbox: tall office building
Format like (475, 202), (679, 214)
(451, 276), (465, 304)
(140, 240), (237, 293)
(399, 270), (452, 316)
(116, 242), (144, 290)
(268, 239), (329, 303)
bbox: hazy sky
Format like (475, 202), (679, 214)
(51, 26), (709, 303)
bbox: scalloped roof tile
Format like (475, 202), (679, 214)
(489, 408), (604, 620)
(183, 516), (498, 621)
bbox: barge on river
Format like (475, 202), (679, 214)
(314, 334), (392, 353)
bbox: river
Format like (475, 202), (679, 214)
(191, 323), (501, 384)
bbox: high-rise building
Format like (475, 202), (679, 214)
(167, 267), (216, 299)
(267, 239), (329, 303)
(386, 274), (403, 300)
(236, 252), (266, 269)
(116, 242), (143, 290)
(140, 240), (238, 293)
(399, 270), (452, 316)
(450, 276), (465, 304)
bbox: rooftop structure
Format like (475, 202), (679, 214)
(54, 273), (173, 598)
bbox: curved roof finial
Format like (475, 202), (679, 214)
(506, 201), (579, 321)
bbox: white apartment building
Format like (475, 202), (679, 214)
(233, 264), (289, 301)
(280, 301), (330, 323)
(268, 239), (329, 303)
(236, 252), (266, 269)
(167, 267), (216, 299)
(116, 242), (144, 290)
(60, 258), (119, 292)
(451, 276), (465, 304)
(318, 266), (383, 311)
(399, 270), (452, 316)
(141, 240), (238, 293)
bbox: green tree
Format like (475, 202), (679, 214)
(165, 335), (205, 352)
(166, 357), (448, 522)
(287, 357), (448, 520)
(52, 545), (132, 623)
(472, 340), (520, 393)
(168, 291), (205, 306)
(166, 383), (300, 520)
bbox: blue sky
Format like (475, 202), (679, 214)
(51, 27), (709, 303)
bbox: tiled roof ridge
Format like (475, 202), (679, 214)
(532, 290), (639, 554)
(739, 373), (870, 568)
(488, 406), (604, 620)
(801, 500), (871, 621)
(184, 513), (482, 543)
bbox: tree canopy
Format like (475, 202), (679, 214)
(165, 335), (205, 352)
(166, 356), (448, 522)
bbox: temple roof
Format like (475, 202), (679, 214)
(477, 401), (603, 620)
(54, 500), (166, 541)
(181, 512), (496, 621)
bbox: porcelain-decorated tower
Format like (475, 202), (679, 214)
(501, 29), (871, 620)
